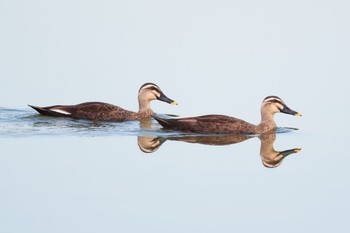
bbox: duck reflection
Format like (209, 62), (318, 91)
(137, 132), (300, 168)
(137, 136), (167, 153)
(258, 133), (301, 168)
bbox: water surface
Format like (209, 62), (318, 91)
(1, 107), (349, 233)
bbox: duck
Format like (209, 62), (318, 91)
(29, 83), (177, 122)
(154, 96), (301, 134)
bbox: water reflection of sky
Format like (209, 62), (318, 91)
(1, 129), (346, 233)
(1, 107), (349, 232)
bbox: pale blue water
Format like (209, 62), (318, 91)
(2, 107), (349, 233)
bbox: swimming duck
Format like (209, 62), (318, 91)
(154, 96), (301, 134)
(29, 83), (177, 122)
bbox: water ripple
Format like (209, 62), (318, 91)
(0, 108), (298, 138)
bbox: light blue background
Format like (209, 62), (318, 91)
(1, 1), (350, 232)
(1, 1), (348, 119)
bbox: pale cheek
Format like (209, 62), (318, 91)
(145, 93), (156, 101)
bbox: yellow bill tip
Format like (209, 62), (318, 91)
(294, 148), (302, 153)
(294, 113), (302, 116)
(170, 101), (178, 105)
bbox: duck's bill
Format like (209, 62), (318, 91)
(281, 106), (302, 116)
(157, 93), (178, 105)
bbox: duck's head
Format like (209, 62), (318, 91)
(138, 83), (177, 105)
(261, 96), (301, 117)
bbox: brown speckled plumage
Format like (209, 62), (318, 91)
(29, 83), (177, 122)
(154, 96), (301, 134)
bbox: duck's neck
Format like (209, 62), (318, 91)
(255, 111), (276, 134)
(137, 98), (154, 118)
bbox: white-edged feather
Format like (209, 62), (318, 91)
(50, 109), (71, 115)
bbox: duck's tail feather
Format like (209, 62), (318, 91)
(28, 104), (69, 117)
(28, 105), (48, 115)
(153, 115), (174, 128)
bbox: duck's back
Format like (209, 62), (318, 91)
(70, 102), (139, 121)
(30, 102), (138, 122)
(155, 114), (257, 134)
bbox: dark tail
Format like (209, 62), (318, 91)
(153, 115), (174, 128)
(28, 105), (49, 115)
(28, 104), (66, 117)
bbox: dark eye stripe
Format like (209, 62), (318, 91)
(268, 99), (284, 104)
(146, 86), (161, 93)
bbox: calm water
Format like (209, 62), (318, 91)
(2, 0), (350, 231)
(1, 107), (349, 233)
